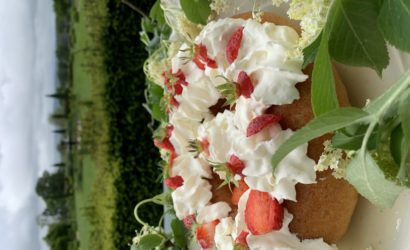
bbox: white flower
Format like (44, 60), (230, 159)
(314, 140), (350, 179)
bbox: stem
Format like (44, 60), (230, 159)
(121, 0), (148, 18)
(134, 199), (152, 226)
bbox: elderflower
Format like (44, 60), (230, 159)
(161, 0), (202, 42)
(314, 140), (350, 179)
(210, 0), (228, 15)
(287, 0), (333, 59)
(272, 0), (289, 7)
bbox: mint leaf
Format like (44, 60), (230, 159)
(171, 219), (187, 248)
(378, 0), (410, 52)
(346, 151), (404, 209)
(271, 108), (369, 169)
(302, 33), (321, 69)
(329, 0), (388, 76)
(398, 88), (410, 148)
(138, 234), (164, 250)
(180, 0), (211, 25)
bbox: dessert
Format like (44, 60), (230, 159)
(154, 11), (358, 250)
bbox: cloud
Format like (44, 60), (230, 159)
(0, 0), (58, 249)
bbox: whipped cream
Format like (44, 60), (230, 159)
(172, 176), (212, 219)
(197, 202), (232, 224)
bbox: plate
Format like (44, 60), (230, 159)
(218, 2), (410, 249)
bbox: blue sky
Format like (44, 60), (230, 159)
(0, 0), (58, 249)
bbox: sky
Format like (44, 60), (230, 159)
(0, 0), (58, 249)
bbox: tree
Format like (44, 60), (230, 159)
(44, 222), (76, 250)
(36, 170), (70, 200)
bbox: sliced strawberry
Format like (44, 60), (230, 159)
(207, 59), (218, 68)
(231, 180), (249, 205)
(182, 214), (196, 230)
(196, 219), (220, 249)
(165, 125), (174, 138)
(237, 71), (254, 98)
(193, 56), (206, 70)
(169, 95), (179, 108)
(235, 231), (249, 249)
(164, 175), (184, 190)
(201, 138), (210, 157)
(226, 26), (244, 64)
(246, 114), (282, 137)
(154, 137), (175, 153)
(228, 155), (245, 175)
(245, 190), (284, 235)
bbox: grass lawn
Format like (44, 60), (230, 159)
(70, 0), (97, 249)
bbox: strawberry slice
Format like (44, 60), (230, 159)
(246, 114), (282, 137)
(231, 180), (249, 205)
(182, 214), (196, 230)
(235, 231), (249, 249)
(194, 44), (218, 70)
(196, 219), (220, 249)
(245, 190), (284, 235)
(226, 26), (244, 64)
(237, 71), (254, 98)
(164, 175), (184, 190)
(153, 137), (175, 153)
(227, 155), (245, 175)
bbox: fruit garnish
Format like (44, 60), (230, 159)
(194, 43), (218, 69)
(245, 190), (284, 235)
(187, 138), (210, 158)
(217, 71), (254, 106)
(196, 219), (220, 249)
(164, 175), (184, 190)
(234, 231), (249, 250)
(226, 26), (244, 64)
(209, 154), (245, 190)
(246, 114), (282, 137)
(231, 180), (249, 205)
(237, 71), (254, 98)
(162, 69), (188, 95)
(182, 214), (197, 230)
(227, 155), (246, 175)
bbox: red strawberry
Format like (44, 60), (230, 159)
(231, 180), (249, 205)
(245, 190), (284, 235)
(201, 138), (210, 157)
(194, 44), (218, 70)
(227, 155), (245, 175)
(246, 114), (282, 137)
(237, 71), (254, 98)
(166, 125), (174, 138)
(226, 26), (244, 64)
(193, 56), (206, 70)
(164, 175), (184, 190)
(182, 214), (196, 230)
(196, 219), (220, 249)
(235, 231), (249, 249)
(154, 137), (175, 153)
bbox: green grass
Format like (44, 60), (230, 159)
(70, 0), (99, 249)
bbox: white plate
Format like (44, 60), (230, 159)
(219, 2), (410, 249)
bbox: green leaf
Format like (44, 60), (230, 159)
(180, 0), (211, 25)
(390, 125), (403, 165)
(378, 0), (410, 52)
(329, 0), (389, 76)
(397, 88), (410, 182)
(138, 234), (164, 250)
(271, 107), (370, 169)
(311, 33), (339, 116)
(150, 0), (166, 26)
(302, 33), (322, 69)
(365, 70), (410, 114)
(346, 151), (404, 209)
(171, 219), (187, 248)
(398, 88), (410, 148)
(332, 124), (377, 150)
(151, 192), (172, 205)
